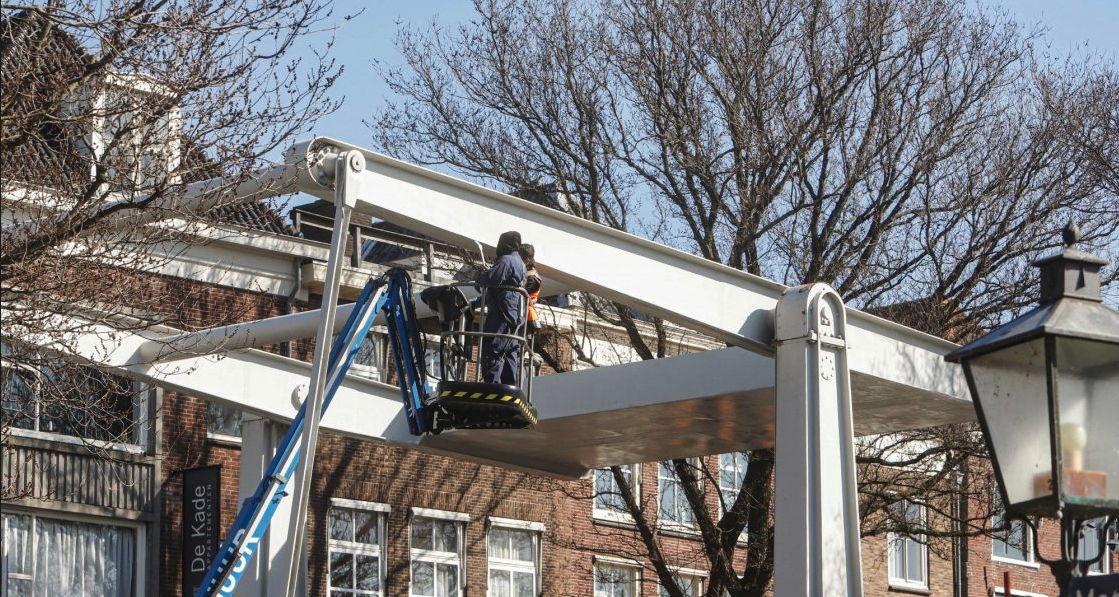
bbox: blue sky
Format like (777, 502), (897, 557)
(285, 0), (1118, 158)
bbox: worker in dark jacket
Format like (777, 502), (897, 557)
(476, 231), (526, 385)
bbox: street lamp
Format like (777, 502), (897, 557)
(945, 224), (1118, 581)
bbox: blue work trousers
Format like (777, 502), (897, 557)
(481, 324), (520, 386)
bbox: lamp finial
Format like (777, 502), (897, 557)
(1062, 221), (1081, 248)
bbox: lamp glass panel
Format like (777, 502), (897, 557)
(966, 338), (1053, 507)
(1055, 337), (1119, 504)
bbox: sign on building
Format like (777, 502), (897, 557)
(183, 465), (222, 596)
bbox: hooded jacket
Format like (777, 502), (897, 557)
(476, 231), (526, 330)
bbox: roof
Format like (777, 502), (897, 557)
(212, 201), (298, 236)
(865, 295), (969, 342)
(0, 11), (295, 238)
(0, 11), (91, 190)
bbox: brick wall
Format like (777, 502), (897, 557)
(861, 512), (956, 597)
(159, 393), (245, 597)
(121, 273), (313, 597)
(305, 439), (565, 597)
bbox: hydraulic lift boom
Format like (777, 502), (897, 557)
(194, 270), (428, 597)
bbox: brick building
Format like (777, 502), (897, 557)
(2, 11), (1115, 597)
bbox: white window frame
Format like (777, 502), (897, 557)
(991, 510), (1038, 568)
(409, 508), (468, 597)
(658, 459), (701, 532)
(886, 499), (928, 590)
(658, 566), (707, 597)
(327, 499), (390, 597)
(593, 464), (640, 524)
(1, 355), (146, 452)
(486, 517), (544, 597)
(593, 556), (642, 597)
(717, 452), (749, 543)
(349, 333), (383, 382)
(1, 507), (146, 597)
(87, 72), (182, 191)
(716, 453), (748, 516)
(205, 401), (243, 444)
(1078, 517), (1112, 575)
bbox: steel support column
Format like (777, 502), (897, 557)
(282, 149), (365, 597)
(773, 284), (864, 597)
(235, 415), (306, 597)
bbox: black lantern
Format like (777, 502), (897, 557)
(945, 224), (1119, 521)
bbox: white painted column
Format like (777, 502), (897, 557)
(284, 150), (365, 596)
(773, 284), (864, 597)
(237, 415), (306, 597)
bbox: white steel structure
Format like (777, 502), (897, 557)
(25, 136), (975, 597)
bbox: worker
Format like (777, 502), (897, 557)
(476, 231), (526, 385)
(519, 243), (543, 333)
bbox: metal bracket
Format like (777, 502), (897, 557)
(336, 151), (365, 208)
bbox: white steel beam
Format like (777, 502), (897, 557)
(46, 316), (412, 443)
(135, 284), (466, 364)
(25, 135), (963, 406)
(33, 135), (964, 408)
(290, 137), (967, 404)
(236, 416), (305, 597)
(29, 311), (973, 479)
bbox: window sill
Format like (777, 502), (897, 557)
(206, 433), (243, 448)
(990, 555), (1041, 569)
(656, 523), (700, 539)
(593, 516), (637, 531)
(593, 510), (636, 524)
(888, 582), (930, 595)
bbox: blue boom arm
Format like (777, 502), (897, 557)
(195, 269), (429, 597)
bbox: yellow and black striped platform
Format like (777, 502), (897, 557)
(432, 381), (538, 430)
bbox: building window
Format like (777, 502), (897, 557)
(487, 518), (543, 597)
(658, 571), (706, 597)
(410, 509), (467, 597)
(717, 452), (749, 543)
(658, 460), (699, 528)
(1, 354), (141, 447)
(594, 563), (639, 597)
(91, 75), (181, 191)
(717, 453), (748, 515)
(593, 464), (639, 522)
(1078, 517), (1111, 574)
(992, 510), (1034, 564)
(2, 511), (138, 597)
(328, 499), (389, 597)
(351, 334), (383, 382)
(887, 499), (928, 589)
(207, 402), (243, 440)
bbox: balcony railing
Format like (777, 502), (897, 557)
(292, 209), (463, 282)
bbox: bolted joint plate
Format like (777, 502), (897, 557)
(336, 150), (365, 208)
(773, 283), (848, 346)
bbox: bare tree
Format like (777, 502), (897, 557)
(370, 0), (1118, 594)
(1, 0), (343, 496)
